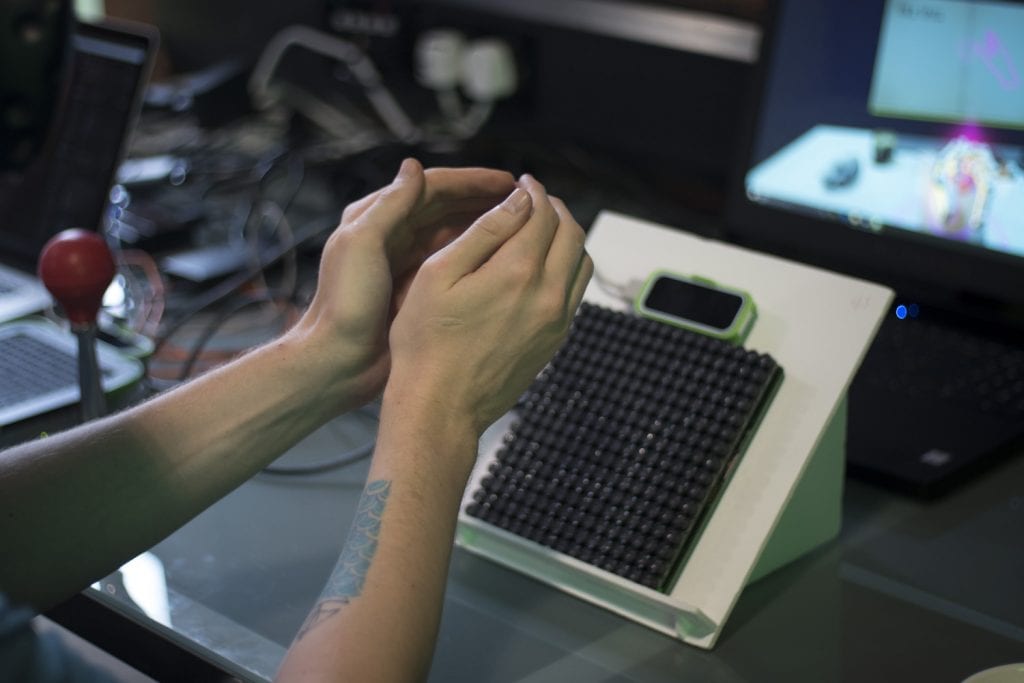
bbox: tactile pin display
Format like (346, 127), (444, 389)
(466, 303), (782, 591)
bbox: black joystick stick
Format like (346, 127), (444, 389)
(38, 229), (116, 421)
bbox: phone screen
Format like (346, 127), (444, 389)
(643, 276), (744, 330)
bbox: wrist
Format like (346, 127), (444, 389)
(283, 317), (389, 415)
(378, 378), (481, 484)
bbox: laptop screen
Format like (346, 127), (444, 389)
(0, 19), (155, 270)
(727, 0), (1024, 317)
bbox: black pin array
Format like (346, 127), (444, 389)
(466, 302), (782, 591)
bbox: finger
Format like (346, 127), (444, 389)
(505, 174), (560, 261)
(428, 187), (533, 281)
(409, 211), (484, 261)
(421, 167), (516, 205)
(346, 166), (513, 226)
(408, 168), (518, 233)
(544, 196), (587, 276)
(414, 196), (520, 230)
(350, 158), (426, 236)
(341, 188), (382, 224)
(342, 160), (433, 224)
(567, 250), (594, 316)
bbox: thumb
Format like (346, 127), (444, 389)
(429, 187), (533, 281)
(351, 158), (426, 236)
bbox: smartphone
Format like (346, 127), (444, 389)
(634, 271), (756, 343)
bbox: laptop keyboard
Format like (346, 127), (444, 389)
(0, 332), (97, 409)
(0, 321), (145, 427)
(0, 270), (20, 295)
(858, 317), (1024, 418)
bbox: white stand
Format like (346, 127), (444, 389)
(456, 211), (893, 648)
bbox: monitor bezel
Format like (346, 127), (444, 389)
(724, 0), (1024, 325)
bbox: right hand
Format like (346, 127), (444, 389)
(291, 159), (516, 411)
(385, 174), (593, 439)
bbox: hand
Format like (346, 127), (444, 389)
(385, 174), (593, 440)
(291, 158), (517, 409)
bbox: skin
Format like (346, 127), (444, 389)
(0, 158), (592, 682)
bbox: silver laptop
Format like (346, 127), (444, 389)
(0, 263), (143, 428)
(0, 319), (143, 427)
(0, 263), (51, 324)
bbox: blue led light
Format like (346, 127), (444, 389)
(895, 304), (908, 320)
(908, 303), (920, 318)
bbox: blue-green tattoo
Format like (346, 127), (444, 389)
(296, 479), (391, 640)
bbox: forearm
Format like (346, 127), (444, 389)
(0, 325), (357, 610)
(276, 167), (590, 681)
(276, 388), (477, 683)
(0, 159), (521, 613)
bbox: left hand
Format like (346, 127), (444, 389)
(386, 173), (592, 440)
(290, 158), (517, 410)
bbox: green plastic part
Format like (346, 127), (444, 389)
(633, 270), (758, 344)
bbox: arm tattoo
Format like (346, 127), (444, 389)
(296, 479), (391, 640)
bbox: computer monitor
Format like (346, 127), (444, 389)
(0, 19), (156, 270)
(726, 0), (1024, 325)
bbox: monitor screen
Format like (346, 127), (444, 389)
(726, 0), (1024, 317)
(0, 19), (155, 269)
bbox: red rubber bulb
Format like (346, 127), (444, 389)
(37, 229), (116, 328)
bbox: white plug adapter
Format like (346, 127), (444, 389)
(414, 29), (466, 90)
(460, 38), (518, 102)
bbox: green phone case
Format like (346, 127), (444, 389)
(633, 270), (757, 344)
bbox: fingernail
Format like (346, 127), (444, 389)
(503, 188), (531, 214)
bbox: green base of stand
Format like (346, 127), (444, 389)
(749, 396), (847, 584)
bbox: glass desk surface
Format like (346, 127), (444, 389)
(85, 411), (1024, 682)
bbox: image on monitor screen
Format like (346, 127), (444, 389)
(739, 0), (1024, 273)
(869, 0), (1024, 130)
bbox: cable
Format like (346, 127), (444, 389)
(591, 265), (645, 305)
(249, 24), (421, 143)
(249, 200), (299, 301)
(414, 30), (515, 146)
(260, 438), (374, 475)
(152, 213), (336, 357)
(237, 154), (305, 301)
(150, 155), (311, 383)
(434, 96), (493, 140)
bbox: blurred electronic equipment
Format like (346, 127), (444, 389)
(404, 0), (760, 205)
(144, 0), (326, 72)
(0, 17), (153, 425)
(0, 18), (157, 268)
(726, 0), (1024, 496)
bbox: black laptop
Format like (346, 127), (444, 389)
(725, 0), (1024, 497)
